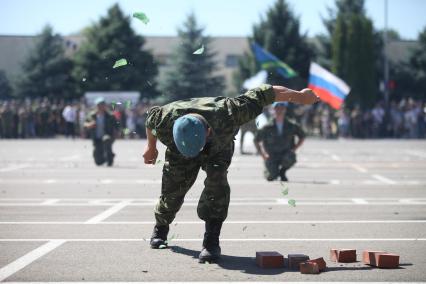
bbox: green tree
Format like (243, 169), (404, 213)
(409, 27), (426, 99)
(331, 0), (376, 109)
(234, 0), (313, 91)
(16, 25), (74, 99)
(73, 4), (157, 98)
(159, 13), (224, 101)
(0, 70), (12, 99)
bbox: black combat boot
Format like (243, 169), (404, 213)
(199, 219), (223, 263)
(150, 224), (169, 249)
(280, 169), (288, 182)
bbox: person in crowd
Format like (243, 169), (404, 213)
(254, 102), (306, 182)
(84, 97), (118, 166)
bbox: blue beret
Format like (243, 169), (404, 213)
(173, 115), (207, 158)
(272, 102), (289, 108)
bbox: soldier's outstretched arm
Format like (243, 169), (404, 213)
(273, 86), (319, 105)
(227, 84), (319, 127)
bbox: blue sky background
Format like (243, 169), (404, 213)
(1, 0), (425, 39)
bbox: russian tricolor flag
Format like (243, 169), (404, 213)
(308, 62), (350, 109)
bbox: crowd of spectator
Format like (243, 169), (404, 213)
(1, 97), (425, 140)
(297, 99), (426, 139)
(0, 98), (152, 139)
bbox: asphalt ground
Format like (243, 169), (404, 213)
(0, 136), (425, 283)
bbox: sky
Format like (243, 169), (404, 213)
(0, 0), (425, 40)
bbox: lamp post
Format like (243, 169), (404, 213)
(383, 0), (389, 107)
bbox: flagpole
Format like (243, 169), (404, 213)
(383, 0), (389, 107)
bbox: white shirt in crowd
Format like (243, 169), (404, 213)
(62, 105), (77, 123)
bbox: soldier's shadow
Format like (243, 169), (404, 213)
(170, 246), (285, 275)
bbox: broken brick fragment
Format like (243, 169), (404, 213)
(300, 262), (320, 274)
(308, 257), (327, 271)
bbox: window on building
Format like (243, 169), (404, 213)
(156, 54), (170, 66)
(225, 54), (240, 68)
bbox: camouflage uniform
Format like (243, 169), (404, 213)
(85, 110), (117, 166)
(146, 84), (275, 225)
(254, 118), (305, 180)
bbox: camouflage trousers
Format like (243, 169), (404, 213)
(93, 138), (114, 166)
(154, 142), (234, 226)
(264, 150), (296, 181)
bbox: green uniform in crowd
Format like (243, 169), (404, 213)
(85, 99), (117, 166)
(146, 84), (275, 225)
(254, 113), (305, 181)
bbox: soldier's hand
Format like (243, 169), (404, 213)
(85, 121), (96, 129)
(261, 152), (270, 161)
(299, 88), (320, 104)
(143, 145), (158, 164)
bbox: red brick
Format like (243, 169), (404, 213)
(363, 250), (387, 266)
(330, 249), (356, 263)
(300, 262), (320, 274)
(330, 249), (338, 262)
(288, 254), (310, 270)
(375, 253), (400, 268)
(308, 257), (327, 271)
(256, 251), (284, 268)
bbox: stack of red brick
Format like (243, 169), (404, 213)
(255, 248), (399, 274)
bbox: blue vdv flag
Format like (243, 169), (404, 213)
(251, 42), (297, 79)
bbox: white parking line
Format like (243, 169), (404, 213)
(371, 174), (397, 185)
(44, 179), (56, 184)
(41, 199), (60, 205)
(351, 164), (368, 173)
(0, 240), (65, 282)
(0, 220), (425, 225)
(85, 200), (133, 224)
(0, 238), (425, 242)
(0, 164), (30, 172)
(351, 198), (369, 204)
(331, 154), (342, 161)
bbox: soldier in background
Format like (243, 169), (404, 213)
(143, 85), (318, 263)
(254, 102), (305, 182)
(84, 97), (117, 166)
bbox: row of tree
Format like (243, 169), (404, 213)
(235, 0), (426, 109)
(0, 4), (223, 102)
(0, 0), (425, 109)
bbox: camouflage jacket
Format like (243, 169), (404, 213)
(85, 110), (117, 140)
(146, 84), (275, 155)
(254, 117), (305, 154)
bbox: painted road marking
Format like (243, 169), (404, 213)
(0, 220), (425, 225)
(0, 238), (425, 242)
(0, 164), (30, 173)
(0, 240), (65, 281)
(351, 164), (368, 173)
(40, 199), (60, 205)
(351, 198), (369, 204)
(85, 200), (133, 224)
(371, 174), (397, 185)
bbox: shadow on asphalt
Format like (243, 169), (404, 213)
(170, 245), (291, 275)
(170, 246), (409, 274)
